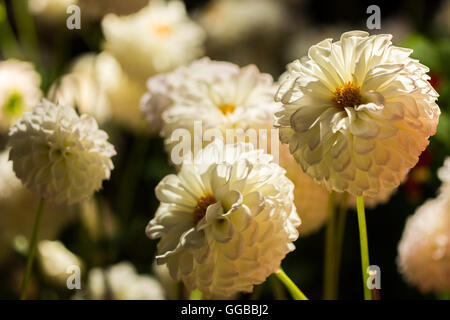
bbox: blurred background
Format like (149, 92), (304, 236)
(0, 0), (449, 300)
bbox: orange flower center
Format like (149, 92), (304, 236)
(218, 103), (236, 115)
(332, 82), (361, 108)
(193, 194), (216, 225)
(153, 24), (173, 37)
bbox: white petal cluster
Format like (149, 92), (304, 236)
(279, 144), (330, 236)
(146, 141), (300, 298)
(37, 240), (83, 287)
(85, 262), (165, 300)
(275, 31), (440, 197)
(147, 58), (279, 154)
(102, 0), (205, 81)
(0, 60), (42, 132)
(8, 100), (116, 205)
(397, 197), (450, 294)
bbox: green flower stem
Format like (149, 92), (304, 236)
(20, 197), (45, 300)
(323, 192), (336, 299)
(189, 289), (203, 300)
(356, 196), (372, 300)
(0, 0), (23, 59)
(275, 268), (308, 300)
(333, 194), (349, 298)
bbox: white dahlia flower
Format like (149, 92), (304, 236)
(0, 60), (42, 133)
(146, 141), (300, 298)
(275, 31), (440, 197)
(155, 58), (280, 156)
(37, 240), (83, 287)
(102, 0), (205, 81)
(397, 197), (450, 294)
(279, 144), (330, 236)
(84, 261), (165, 300)
(8, 100), (116, 205)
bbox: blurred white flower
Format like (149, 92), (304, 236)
(279, 144), (330, 236)
(0, 60), (42, 133)
(29, 0), (78, 22)
(86, 261), (165, 300)
(0, 150), (75, 261)
(37, 240), (83, 287)
(102, 0), (205, 81)
(8, 100), (116, 205)
(275, 31), (440, 197)
(78, 0), (148, 19)
(438, 157), (450, 196)
(397, 197), (450, 294)
(146, 141), (300, 298)
(155, 58), (279, 154)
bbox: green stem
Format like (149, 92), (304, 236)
(20, 197), (45, 300)
(0, 0), (23, 59)
(323, 192), (336, 299)
(356, 196), (372, 300)
(275, 268), (308, 300)
(189, 289), (202, 300)
(333, 194), (349, 298)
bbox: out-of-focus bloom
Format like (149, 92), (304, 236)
(0, 60), (42, 133)
(397, 197), (450, 294)
(279, 144), (330, 236)
(146, 141), (300, 298)
(84, 262), (165, 300)
(29, 0), (77, 22)
(78, 0), (148, 19)
(8, 100), (116, 205)
(0, 150), (75, 261)
(155, 58), (279, 155)
(102, 0), (205, 81)
(48, 53), (115, 125)
(37, 240), (83, 287)
(438, 157), (450, 196)
(275, 31), (440, 197)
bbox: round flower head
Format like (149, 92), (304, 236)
(146, 141), (300, 298)
(8, 100), (116, 205)
(83, 261), (165, 300)
(0, 60), (42, 133)
(397, 197), (450, 294)
(275, 31), (440, 197)
(155, 58), (280, 156)
(102, 0), (205, 81)
(279, 144), (330, 236)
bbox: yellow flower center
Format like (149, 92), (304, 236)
(218, 103), (236, 115)
(193, 193), (216, 225)
(3, 92), (24, 118)
(153, 24), (173, 37)
(332, 82), (361, 108)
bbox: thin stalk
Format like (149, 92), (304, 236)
(323, 192), (336, 299)
(20, 198), (45, 300)
(356, 196), (372, 300)
(189, 289), (202, 300)
(0, 0), (23, 58)
(275, 268), (308, 300)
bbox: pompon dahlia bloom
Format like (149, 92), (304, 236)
(397, 197), (450, 294)
(8, 100), (116, 205)
(151, 58), (279, 155)
(102, 0), (205, 81)
(146, 141), (300, 298)
(275, 31), (440, 197)
(279, 144), (330, 236)
(0, 60), (42, 132)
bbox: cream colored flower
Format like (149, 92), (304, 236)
(29, 0), (78, 22)
(158, 58), (280, 155)
(275, 31), (440, 197)
(78, 0), (148, 19)
(85, 262), (165, 300)
(0, 60), (42, 133)
(146, 141), (300, 298)
(37, 240), (83, 287)
(397, 197), (450, 294)
(279, 144), (330, 236)
(102, 0), (205, 81)
(8, 100), (116, 205)
(438, 157), (450, 196)
(0, 150), (75, 261)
